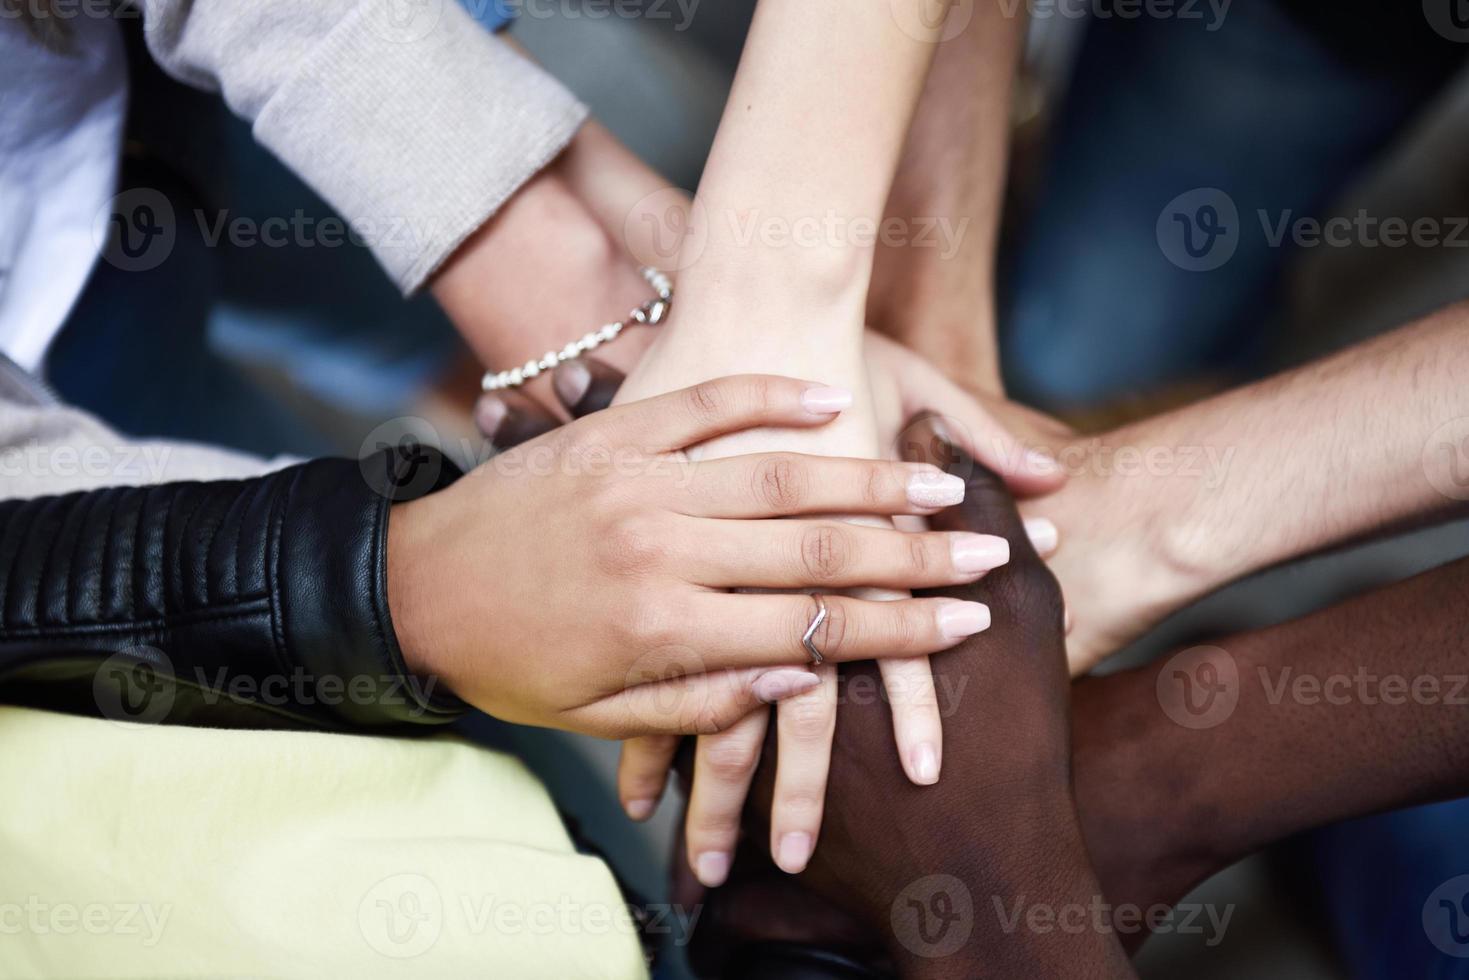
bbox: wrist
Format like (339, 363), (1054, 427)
(385, 497), (448, 689)
(431, 159), (652, 377)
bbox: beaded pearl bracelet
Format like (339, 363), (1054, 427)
(480, 266), (673, 392)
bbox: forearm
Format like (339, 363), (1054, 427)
(0, 455), (462, 729)
(1074, 553), (1469, 916)
(671, 0), (943, 349)
(430, 124), (654, 394)
(1035, 305), (1469, 667)
(868, 1), (1027, 395)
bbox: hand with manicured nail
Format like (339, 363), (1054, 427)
(474, 329), (1069, 887)
(387, 375), (1003, 739)
(730, 426), (1133, 979)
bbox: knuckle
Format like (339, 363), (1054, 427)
(782, 698), (833, 743)
(864, 465), (891, 509)
(773, 790), (824, 819)
(684, 380), (726, 427)
(754, 455), (807, 512)
(622, 590), (678, 651)
(702, 737), (761, 781)
(814, 598), (851, 659)
(892, 603), (927, 651)
(800, 524), (851, 582)
(908, 536), (931, 576)
(596, 514), (667, 578)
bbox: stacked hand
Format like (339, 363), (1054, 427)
(387, 374), (1006, 739)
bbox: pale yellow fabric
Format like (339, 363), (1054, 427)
(0, 707), (648, 979)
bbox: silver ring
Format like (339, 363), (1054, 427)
(802, 595), (827, 665)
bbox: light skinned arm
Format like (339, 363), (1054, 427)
(1029, 303), (1469, 673)
(611, 0), (963, 890)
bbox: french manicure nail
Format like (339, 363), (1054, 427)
(553, 359), (592, 408)
(950, 533), (1010, 574)
(1024, 517), (1059, 557)
(937, 599), (990, 638)
(910, 742), (939, 785)
(625, 798), (655, 821)
(801, 386), (853, 414)
(907, 470), (965, 508)
(752, 668), (821, 703)
(776, 832), (813, 873)
(695, 851), (730, 887)
(474, 396), (507, 438)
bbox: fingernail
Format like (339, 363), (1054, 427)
(625, 798), (655, 821)
(554, 360), (592, 408)
(1024, 517), (1059, 557)
(474, 395), (507, 439)
(937, 599), (990, 638)
(950, 533), (1009, 574)
(1025, 447), (1058, 474)
(695, 851), (730, 887)
(752, 668), (821, 703)
(910, 742), (939, 785)
(906, 470), (965, 508)
(801, 386), (853, 414)
(1064, 603), (1073, 634)
(776, 832), (813, 874)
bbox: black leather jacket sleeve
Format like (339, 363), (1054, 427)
(0, 449), (464, 730)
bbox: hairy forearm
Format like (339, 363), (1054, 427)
(868, 0), (1026, 394)
(1073, 553), (1469, 918)
(1032, 305), (1469, 669)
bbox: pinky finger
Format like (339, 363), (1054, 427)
(618, 736), (681, 822)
